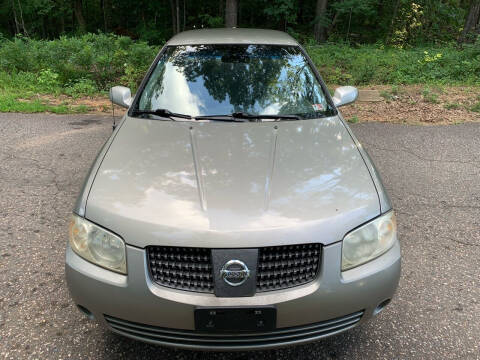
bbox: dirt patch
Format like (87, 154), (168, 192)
(20, 94), (127, 115)
(341, 85), (480, 125)
(19, 86), (480, 125)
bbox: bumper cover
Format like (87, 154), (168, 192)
(66, 240), (401, 350)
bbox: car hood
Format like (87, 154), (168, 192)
(85, 115), (380, 248)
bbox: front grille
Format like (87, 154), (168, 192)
(104, 311), (363, 350)
(147, 246), (213, 293)
(257, 243), (321, 292)
(147, 243), (321, 294)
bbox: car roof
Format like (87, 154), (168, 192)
(166, 28), (299, 46)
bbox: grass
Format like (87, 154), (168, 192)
(379, 85), (402, 101)
(422, 87), (440, 104)
(380, 90), (394, 101)
(0, 92), (90, 113)
(444, 103), (461, 110)
(0, 72), (92, 113)
(347, 115), (359, 124)
(471, 102), (480, 113)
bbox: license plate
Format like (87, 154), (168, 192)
(195, 307), (276, 332)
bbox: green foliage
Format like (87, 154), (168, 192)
(0, 0), (476, 48)
(444, 102), (461, 110)
(0, 34), (157, 113)
(64, 78), (98, 98)
(37, 69), (60, 92)
(390, 85), (400, 96)
(347, 115), (359, 123)
(1, 33), (479, 115)
(422, 87), (440, 103)
(0, 34), (158, 92)
(329, 0), (383, 42)
(380, 89), (397, 101)
(380, 85), (401, 101)
(471, 101), (480, 113)
(197, 14), (224, 28)
(0, 90), (89, 113)
(263, 0), (298, 27)
(390, 2), (424, 47)
(306, 42), (480, 85)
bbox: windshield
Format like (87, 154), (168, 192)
(136, 44), (334, 119)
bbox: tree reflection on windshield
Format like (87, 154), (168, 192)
(138, 44), (332, 118)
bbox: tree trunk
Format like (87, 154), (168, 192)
(11, 0), (20, 35)
(58, 0), (65, 34)
(41, 16), (46, 38)
(219, 0), (224, 18)
(74, 0), (87, 33)
(169, 0), (177, 34)
(459, 0), (480, 43)
(387, 0), (401, 41)
(176, 0), (180, 33)
(102, 0), (112, 32)
(17, 0), (28, 36)
(313, 0), (328, 43)
(59, 14), (65, 34)
(225, 0), (238, 28)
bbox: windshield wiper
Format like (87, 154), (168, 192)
(131, 109), (301, 122)
(232, 112), (301, 121)
(194, 112), (301, 122)
(194, 114), (248, 122)
(131, 108), (192, 120)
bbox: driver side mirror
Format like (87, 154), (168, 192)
(332, 86), (358, 107)
(110, 86), (133, 108)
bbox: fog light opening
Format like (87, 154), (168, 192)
(77, 304), (94, 320)
(374, 299), (391, 315)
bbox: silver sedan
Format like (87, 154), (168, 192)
(66, 28), (400, 350)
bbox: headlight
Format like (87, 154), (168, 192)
(342, 211), (397, 271)
(68, 214), (127, 274)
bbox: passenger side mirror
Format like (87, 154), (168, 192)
(110, 86), (132, 108)
(332, 86), (358, 107)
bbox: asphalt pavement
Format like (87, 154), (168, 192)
(0, 113), (479, 359)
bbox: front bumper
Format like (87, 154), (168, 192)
(65, 240), (401, 350)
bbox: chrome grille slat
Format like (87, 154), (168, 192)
(104, 311), (363, 348)
(107, 317), (361, 343)
(146, 244), (321, 293)
(257, 243), (321, 292)
(147, 246), (214, 293)
(105, 310), (363, 338)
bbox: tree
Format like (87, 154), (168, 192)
(102, 0), (112, 32)
(388, 0), (401, 40)
(9, 0), (28, 35)
(169, 0), (176, 34)
(169, 0), (181, 34)
(10, 0), (20, 34)
(176, 0), (180, 34)
(225, 0), (238, 27)
(314, 0), (328, 43)
(73, 0), (86, 33)
(263, 0), (297, 31)
(0, 0), (475, 45)
(459, 0), (480, 43)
